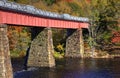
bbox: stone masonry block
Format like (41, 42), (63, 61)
(28, 27), (55, 67)
(0, 24), (13, 78)
(65, 28), (84, 58)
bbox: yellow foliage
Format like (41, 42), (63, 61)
(55, 43), (65, 54)
(57, 44), (64, 52)
(19, 51), (26, 57)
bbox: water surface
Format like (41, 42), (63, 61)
(13, 58), (120, 78)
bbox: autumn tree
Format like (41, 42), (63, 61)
(77, 0), (120, 56)
(8, 26), (31, 57)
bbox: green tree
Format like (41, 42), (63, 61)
(79, 0), (120, 56)
(44, 0), (56, 5)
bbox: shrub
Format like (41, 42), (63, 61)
(55, 43), (65, 54)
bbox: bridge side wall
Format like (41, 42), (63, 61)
(65, 28), (84, 58)
(0, 24), (13, 78)
(28, 27), (55, 67)
(0, 10), (89, 29)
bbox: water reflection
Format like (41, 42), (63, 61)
(13, 58), (120, 78)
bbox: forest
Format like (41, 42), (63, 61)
(8, 0), (120, 58)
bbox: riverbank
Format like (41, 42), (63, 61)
(10, 50), (120, 61)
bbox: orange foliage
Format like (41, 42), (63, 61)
(86, 0), (91, 3)
(65, 0), (73, 2)
(112, 32), (120, 43)
(7, 26), (23, 50)
(14, 26), (23, 32)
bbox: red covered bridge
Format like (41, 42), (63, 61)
(0, 1), (89, 28)
(0, 10), (89, 28)
(0, 0), (89, 78)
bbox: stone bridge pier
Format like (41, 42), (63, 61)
(27, 27), (55, 67)
(0, 24), (13, 78)
(65, 28), (84, 58)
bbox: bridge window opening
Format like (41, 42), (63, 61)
(8, 26), (31, 72)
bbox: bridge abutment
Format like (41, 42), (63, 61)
(28, 27), (55, 67)
(0, 24), (13, 78)
(65, 28), (84, 58)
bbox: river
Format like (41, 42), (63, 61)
(12, 58), (120, 78)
